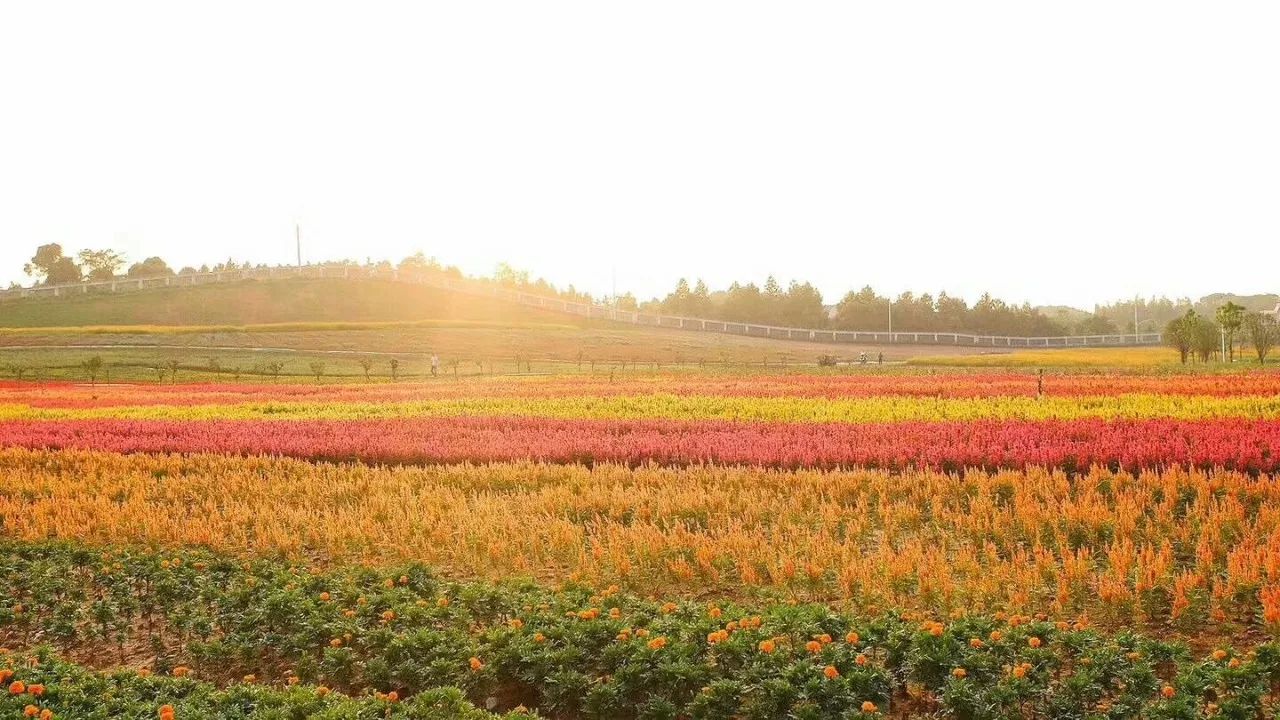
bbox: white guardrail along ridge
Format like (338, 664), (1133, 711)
(0, 265), (1165, 348)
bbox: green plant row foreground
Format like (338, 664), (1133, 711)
(1, 541), (1278, 719)
(0, 648), (530, 719)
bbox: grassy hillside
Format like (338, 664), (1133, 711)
(0, 278), (982, 381)
(0, 278), (571, 328)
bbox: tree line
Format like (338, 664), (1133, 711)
(1164, 302), (1278, 364)
(646, 277), (1112, 337)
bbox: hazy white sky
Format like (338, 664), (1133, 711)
(1, 2), (1277, 309)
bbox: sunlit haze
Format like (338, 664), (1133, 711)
(2, 1), (1277, 309)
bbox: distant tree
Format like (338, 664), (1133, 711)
(1174, 310), (1221, 363)
(833, 286), (886, 330)
(1165, 312), (1195, 364)
(77, 249), (127, 281)
(1075, 314), (1118, 336)
(24, 244), (83, 285)
(167, 359), (181, 382)
(1215, 302), (1246, 362)
(613, 293), (639, 311)
(389, 358), (400, 382)
(309, 361), (325, 383)
(781, 281), (827, 328)
(1244, 312), (1278, 364)
(127, 257), (175, 278)
(398, 252), (442, 274)
(358, 357), (374, 380)
(7, 363), (30, 381)
(81, 355), (104, 385)
(493, 262), (529, 286)
(264, 361), (284, 383)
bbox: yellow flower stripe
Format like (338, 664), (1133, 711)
(3, 393), (1280, 423)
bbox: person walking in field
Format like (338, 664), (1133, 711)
(431, 354), (440, 377)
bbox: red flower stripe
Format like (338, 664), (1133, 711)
(1, 416), (1276, 471)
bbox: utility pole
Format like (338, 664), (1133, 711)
(887, 298), (893, 336)
(295, 224), (302, 267)
(1134, 295), (1139, 335)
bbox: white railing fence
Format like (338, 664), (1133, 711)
(0, 266), (1164, 348)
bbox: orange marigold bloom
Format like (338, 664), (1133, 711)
(533, 633), (546, 643)
(381, 610), (396, 623)
(709, 607), (722, 619)
(319, 592), (331, 602)
(647, 636), (668, 651)
(158, 705), (175, 720)
(1161, 685), (1175, 699)
(316, 686), (330, 697)
(437, 597), (450, 608)
(287, 676), (300, 686)
(509, 618), (524, 629)
(243, 675), (255, 684)
(39, 710), (51, 720)
(0, 669), (12, 683)
(758, 639), (776, 654)
(951, 668), (967, 679)
(817, 633), (832, 645)
(989, 631), (1002, 642)
(1229, 658), (1242, 669)
(330, 638), (343, 648)
(855, 653), (868, 666)
(1028, 637), (1042, 649)
(386, 691), (399, 702)
(969, 638), (984, 649)
(469, 657), (484, 671)
(398, 575), (409, 585)
(845, 632), (860, 644)
(823, 665), (839, 679)
(660, 602), (678, 614)
(9, 680), (25, 694)
(24, 706), (39, 718)
(805, 640), (823, 654)
(172, 666), (190, 678)
(861, 700), (878, 714)
(27, 684), (44, 697)
(1012, 665), (1027, 679)
(1212, 649), (1228, 661)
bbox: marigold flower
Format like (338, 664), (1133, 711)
(861, 700), (878, 713)
(989, 631), (1002, 642)
(9, 680), (25, 694)
(647, 636), (668, 650)
(27, 684), (43, 696)
(1028, 637), (1042, 648)
(39, 710), (52, 720)
(708, 607), (722, 619)
(1161, 685), (1175, 699)
(845, 632), (860, 644)
(951, 668), (966, 679)
(856, 653), (868, 666)
(316, 686), (330, 697)
(660, 602), (677, 614)
(24, 706), (39, 718)
(172, 666), (190, 678)
(469, 657), (484, 671)
(805, 640), (822, 654)
(823, 665), (839, 679)
(758, 639), (776, 654)
(386, 691), (399, 702)
(243, 674), (255, 684)
(533, 633), (546, 643)
(319, 592), (330, 602)
(1229, 658), (1242, 669)
(437, 597), (450, 608)
(969, 638), (984, 649)
(1212, 649), (1228, 661)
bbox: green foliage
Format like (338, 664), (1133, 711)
(0, 541), (1275, 719)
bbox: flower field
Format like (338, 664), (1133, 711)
(3, 369), (1280, 718)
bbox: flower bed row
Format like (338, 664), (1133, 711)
(0, 541), (1276, 719)
(3, 416), (1280, 471)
